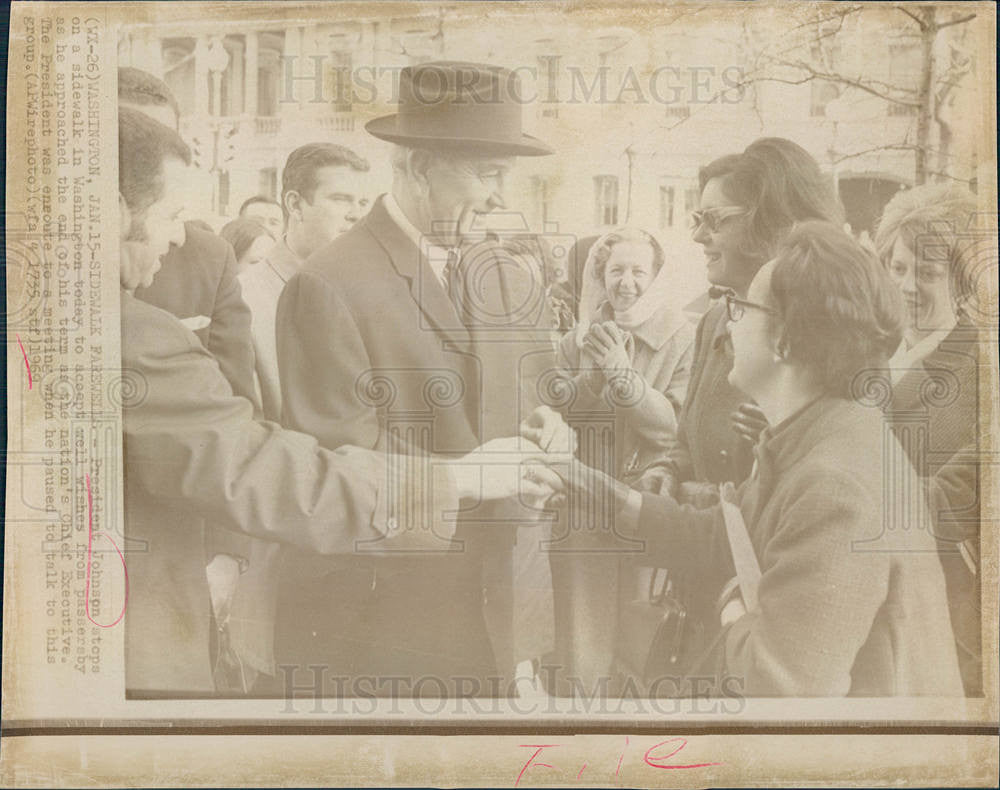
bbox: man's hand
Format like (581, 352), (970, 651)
(731, 402), (768, 445)
(205, 554), (242, 625)
(582, 321), (633, 375)
(548, 457), (631, 514)
(677, 480), (720, 508)
(520, 405), (577, 455)
(120, 241), (162, 292)
(447, 437), (565, 508)
(635, 466), (678, 497)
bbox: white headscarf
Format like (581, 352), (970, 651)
(575, 227), (686, 348)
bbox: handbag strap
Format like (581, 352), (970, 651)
(718, 482), (762, 612)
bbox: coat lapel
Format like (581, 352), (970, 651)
(362, 196), (471, 350)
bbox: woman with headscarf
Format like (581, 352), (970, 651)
(547, 227), (695, 690)
(875, 183), (985, 695)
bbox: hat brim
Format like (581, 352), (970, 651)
(365, 114), (554, 156)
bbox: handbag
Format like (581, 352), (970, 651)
(611, 482), (762, 695)
(612, 563), (704, 693)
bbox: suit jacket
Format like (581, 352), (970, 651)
(121, 291), (460, 695)
(275, 196), (556, 687)
(664, 303), (756, 485)
(634, 397), (963, 697)
(886, 321), (982, 694)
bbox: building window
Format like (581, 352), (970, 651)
(259, 168), (278, 201)
(684, 186), (700, 214)
(594, 175), (619, 227)
(328, 50), (353, 112)
(659, 184), (676, 229)
(888, 42), (920, 117)
(810, 81), (841, 117)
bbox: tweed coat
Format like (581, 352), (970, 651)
(632, 397), (963, 697)
(274, 195), (556, 689)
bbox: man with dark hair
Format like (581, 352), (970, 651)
(117, 66), (180, 126)
(239, 196), (284, 240)
(119, 67), (260, 688)
(118, 107), (558, 695)
(238, 142), (371, 422)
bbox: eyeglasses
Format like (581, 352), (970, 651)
(691, 206), (747, 233)
(709, 285), (777, 323)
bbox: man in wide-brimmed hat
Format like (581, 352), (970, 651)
(274, 61), (570, 694)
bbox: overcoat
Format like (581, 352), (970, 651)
(274, 196), (556, 690)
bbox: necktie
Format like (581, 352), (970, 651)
(442, 247), (465, 321)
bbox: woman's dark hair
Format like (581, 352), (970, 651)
(699, 137), (845, 265)
(768, 221), (903, 398)
(220, 217), (271, 262)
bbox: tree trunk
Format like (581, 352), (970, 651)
(914, 7), (936, 185)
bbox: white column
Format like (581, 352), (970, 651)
(194, 36), (210, 116)
(245, 31), (259, 116)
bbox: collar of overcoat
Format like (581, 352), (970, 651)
(361, 195), (472, 350)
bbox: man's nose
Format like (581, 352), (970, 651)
(692, 221), (710, 244)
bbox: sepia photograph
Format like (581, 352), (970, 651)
(3, 0), (998, 785)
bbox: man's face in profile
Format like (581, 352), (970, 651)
(124, 156), (189, 290)
(242, 201), (284, 239)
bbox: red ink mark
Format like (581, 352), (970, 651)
(615, 735), (629, 777)
(576, 763), (587, 780)
(643, 737), (724, 770)
(84, 474), (129, 627)
(16, 334), (32, 389)
(516, 745), (558, 787)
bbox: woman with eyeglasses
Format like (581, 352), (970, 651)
(642, 138), (845, 505)
(545, 227), (696, 689)
(875, 183), (985, 695)
(551, 222), (963, 697)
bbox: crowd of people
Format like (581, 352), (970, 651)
(116, 61), (985, 700)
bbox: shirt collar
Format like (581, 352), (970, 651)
(382, 193), (457, 286)
(265, 238), (303, 283)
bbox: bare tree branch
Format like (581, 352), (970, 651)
(770, 58), (924, 106)
(831, 144), (921, 164)
(936, 13), (977, 30)
(894, 5), (928, 30)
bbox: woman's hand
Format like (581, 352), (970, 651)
(582, 321), (633, 376)
(731, 402), (768, 445)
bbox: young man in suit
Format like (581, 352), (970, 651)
(117, 107), (560, 695)
(275, 61), (573, 694)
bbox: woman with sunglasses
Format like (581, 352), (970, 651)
(551, 222), (963, 697)
(642, 138), (844, 504)
(875, 183), (985, 695)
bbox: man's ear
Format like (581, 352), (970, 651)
(284, 190), (303, 220)
(773, 330), (791, 363)
(119, 194), (132, 238)
(407, 149), (433, 192)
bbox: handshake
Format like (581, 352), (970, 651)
(443, 406), (627, 511)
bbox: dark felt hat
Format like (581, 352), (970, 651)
(365, 61), (554, 156)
